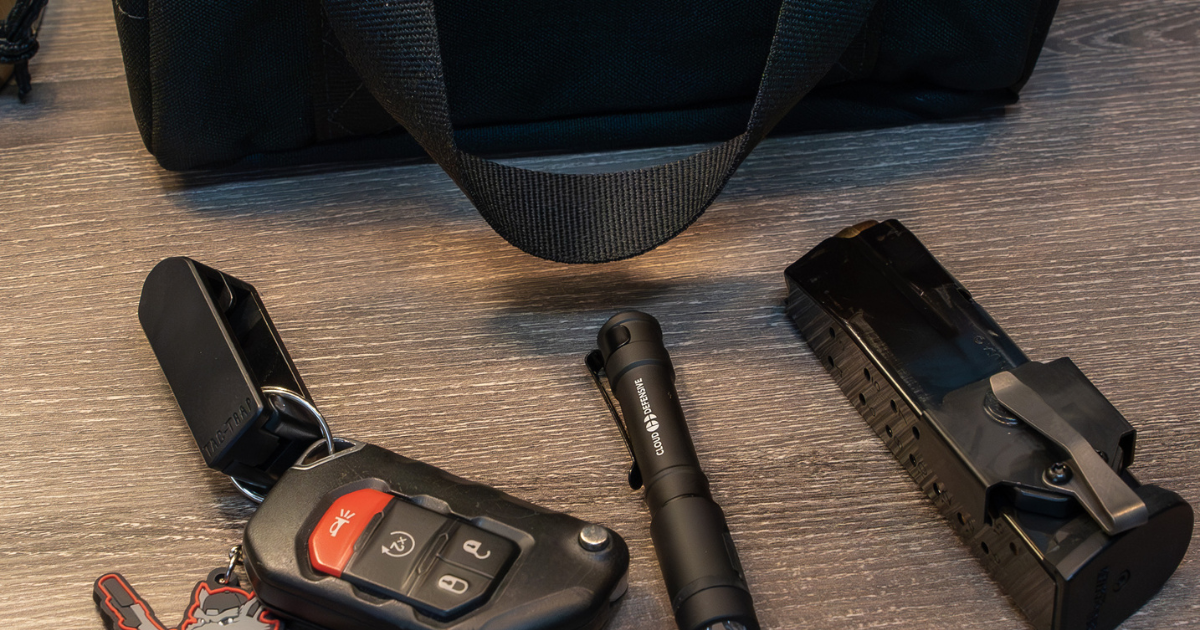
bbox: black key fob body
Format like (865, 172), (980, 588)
(245, 440), (628, 630)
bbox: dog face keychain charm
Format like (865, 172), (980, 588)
(93, 547), (282, 630)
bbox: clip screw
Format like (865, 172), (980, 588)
(579, 524), (610, 552)
(1046, 462), (1072, 484)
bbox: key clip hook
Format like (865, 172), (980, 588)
(140, 257), (338, 501)
(231, 388), (337, 503)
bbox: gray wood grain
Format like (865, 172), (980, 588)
(1, 0), (1198, 628)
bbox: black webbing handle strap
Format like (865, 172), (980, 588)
(323, 0), (876, 263)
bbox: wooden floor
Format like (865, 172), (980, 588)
(2, 0), (1198, 628)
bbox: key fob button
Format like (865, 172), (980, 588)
(309, 489), (394, 577)
(342, 499), (454, 598)
(409, 560), (492, 617)
(439, 526), (516, 578)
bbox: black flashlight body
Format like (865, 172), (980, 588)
(597, 311), (759, 630)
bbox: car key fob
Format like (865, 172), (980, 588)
(245, 440), (628, 630)
(138, 257), (630, 630)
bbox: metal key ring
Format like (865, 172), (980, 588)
(217, 545), (242, 585)
(230, 387), (336, 503)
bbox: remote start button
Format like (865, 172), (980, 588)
(309, 488), (394, 577)
(342, 500), (453, 599)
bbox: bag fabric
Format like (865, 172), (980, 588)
(111, 0), (1058, 262)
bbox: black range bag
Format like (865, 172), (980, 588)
(111, 0), (1058, 262)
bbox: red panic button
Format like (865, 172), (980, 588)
(309, 488), (394, 577)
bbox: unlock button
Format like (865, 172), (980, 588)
(440, 526), (516, 578)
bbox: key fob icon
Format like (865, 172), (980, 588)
(381, 532), (416, 558)
(438, 575), (470, 594)
(463, 540), (491, 560)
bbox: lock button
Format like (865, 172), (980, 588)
(408, 560), (492, 617)
(440, 526), (516, 578)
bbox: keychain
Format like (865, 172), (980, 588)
(95, 547), (282, 630)
(93, 257), (629, 630)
